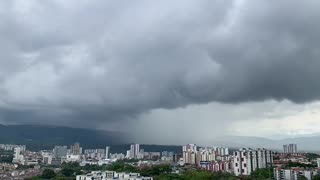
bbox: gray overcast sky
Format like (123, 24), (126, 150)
(1, 0), (320, 144)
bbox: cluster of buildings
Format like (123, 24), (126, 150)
(283, 144), (298, 154)
(182, 144), (229, 173)
(11, 145), (29, 164)
(45, 143), (111, 165)
(3, 142), (176, 167)
(181, 144), (274, 176)
(4, 142), (110, 166)
(182, 144), (229, 164)
(5, 141), (320, 179)
(124, 144), (174, 161)
(0, 162), (41, 180)
(273, 152), (311, 166)
(182, 144), (232, 172)
(0, 144), (26, 151)
(274, 167), (318, 180)
(272, 144), (320, 180)
(76, 171), (153, 180)
(233, 148), (273, 176)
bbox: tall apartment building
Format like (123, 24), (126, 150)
(283, 144), (298, 153)
(12, 147), (24, 163)
(53, 146), (67, 158)
(71, 142), (81, 155)
(182, 144), (197, 165)
(213, 147), (229, 156)
(274, 168), (313, 180)
(130, 144), (140, 159)
(233, 149), (273, 176)
(196, 148), (216, 165)
(106, 146), (110, 159)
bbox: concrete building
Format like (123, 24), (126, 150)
(110, 153), (125, 160)
(84, 149), (105, 159)
(274, 168), (314, 180)
(129, 144), (140, 159)
(105, 146), (110, 159)
(0, 144), (26, 151)
(143, 152), (161, 160)
(182, 144), (197, 165)
(196, 148), (216, 165)
(283, 144), (298, 153)
(53, 146), (67, 158)
(214, 147), (229, 156)
(200, 160), (233, 173)
(233, 148), (273, 176)
(71, 143), (81, 155)
(12, 147), (24, 163)
(43, 154), (53, 165)
(66, 154), (81, 162)
(76, 171), (153, 180)
(126, 150), (131, 159)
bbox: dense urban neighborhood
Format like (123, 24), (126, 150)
(1, 143), (320, 179)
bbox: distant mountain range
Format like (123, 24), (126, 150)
(0, 124), (130, 151)
(210, 135), (320, 152)
(0, 124), (319, 152)
(0, 124), (182, 153)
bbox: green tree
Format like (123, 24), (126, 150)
(30, 177), (42, 180)
(286, 161), (317, 168)
(41, 169), (56, 179)
(313, 174), (320, 180)
(297, 175), (308, 180)
(305, 153), (320, 160)
(181, 170), (213, 180)
(60, 168), (76, 177)
(212, 172), (238, 180)
(154, 173), (182, 180)
(140, 164), (172, 176)
(53, 175), (74, 180)
(249, 168), (273, 179)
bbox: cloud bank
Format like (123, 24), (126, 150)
(1, 0), (320, 141)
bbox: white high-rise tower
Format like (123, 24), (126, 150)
(105, 146), (110, 159)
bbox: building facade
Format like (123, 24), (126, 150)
(233, 148), (273, 176)
(283, 144), (298, 153)
(76, 171), (153, 180)
(182, 144), (197, 165)
(129, 144), (140, 159)
(53, 146), (67, 158)
(274, 168), (314, 180)
(71, 143), (81, 155)
(105, 146), (110, 159)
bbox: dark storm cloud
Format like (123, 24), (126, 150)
(0, 0), (320, 127)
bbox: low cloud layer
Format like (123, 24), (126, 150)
(1, 1), (320, 140)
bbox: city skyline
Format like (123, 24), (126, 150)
(2, 141), (319, 179)
(1, 0), (320, 145)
